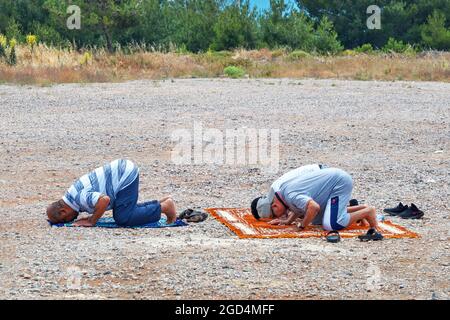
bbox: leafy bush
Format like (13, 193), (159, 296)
(224, 66), (245, 78)
(354, 43), (374, 54)
(382, 37), (413, 53)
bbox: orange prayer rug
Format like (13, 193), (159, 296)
(205, 208), (419, 239)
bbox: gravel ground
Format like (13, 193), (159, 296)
(0, 78), (449, 300)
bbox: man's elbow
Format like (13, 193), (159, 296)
(99, 195), (110, 208)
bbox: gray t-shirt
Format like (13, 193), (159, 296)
(279, 168), (352, 219)
(266, 164), (322, 204)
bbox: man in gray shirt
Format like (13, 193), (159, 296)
(251, 167), (382, 240)
(251, 164), (323, 224)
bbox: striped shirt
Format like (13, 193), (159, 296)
(62, 159), (139, 213)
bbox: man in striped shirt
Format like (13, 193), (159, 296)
(46, 159), (177, 227)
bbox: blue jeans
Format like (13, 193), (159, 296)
(112, 175), (161, 226)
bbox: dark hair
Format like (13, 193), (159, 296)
(250, 197), (261, 220)
(47, 200), (64, 215)
(46, 199), (78, 223)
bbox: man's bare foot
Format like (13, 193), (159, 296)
(357, 218), (370, 227)
(165, 211), (177, 224)
(160, 197), (177, 224)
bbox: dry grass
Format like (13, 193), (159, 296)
(0, 44), (449, 85)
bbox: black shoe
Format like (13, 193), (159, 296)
(358, 228), (384, 242)
(349, 199), (359, 207)
(178, 208), (193, 220)
(383, 202), (408, 215)
(398, 203), (424, 219)
(178, 208), (208, 223)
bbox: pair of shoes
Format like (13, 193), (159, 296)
(178, 208), (208, 223)
(358, 228), (384, 241)
(384, 202), (424, 219)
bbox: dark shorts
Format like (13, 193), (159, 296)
(112, 175), (161, 226)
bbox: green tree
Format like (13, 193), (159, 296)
(0, 1), (15, 34)
(421, 10), (450, 50)
(313, 16), (343, 54)
(0, 0), (447, 52)
(296, 0), (450, 49)
(260, 0), (342, 53)
(31, 22), (64, 46)
(211, 1), (258, 50)
(133, 0), (171, 49)
(260, 0), (315, 50)
(296, 0), (386, 48)
(44, 0), (140, 51)
(5, 18), (23, 42)
(167, 0), (221, 52)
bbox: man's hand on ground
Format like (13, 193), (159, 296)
(73, 218), (95, 227)
(268, 219), (290, 225)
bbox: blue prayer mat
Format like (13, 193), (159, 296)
(49, 217), (188, 228)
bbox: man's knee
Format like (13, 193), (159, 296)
(166, 198), (175, 207)
(364, 206), (376, 216)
